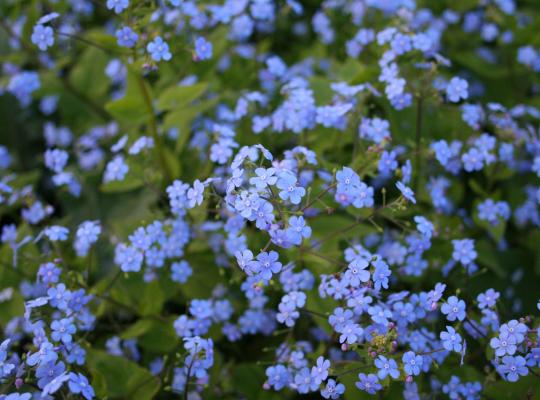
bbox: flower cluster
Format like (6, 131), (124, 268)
(0, 0), (539, 398)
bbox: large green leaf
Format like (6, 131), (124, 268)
(86, 350), (160, 399)
(156, 82), (208, 111)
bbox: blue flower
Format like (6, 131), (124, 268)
(311, 356), (330, 384)
(452, 239), (477, 265)
(114, 244), (143, 272)
(171, 260), (192, 283)
(500, 319), (527, 343)
(286, 216), (311, 245)
(356, 373), (382, 394)
(36, 361), (65, 389)
(477, 288), (500, 309)
(187, 179), (205, 208)
(31, 24), (54, 51)
(47, 283), (71, 310)
(0, 340), (15, 378)
(265, 364), (290, 390)
(321, 379), (345, 399)
(103, 156), (128, 183)
(374, 355), (400, 379)
(373, 259), (391, 290)
(68, 372), (95, 400)
(497, 356), (528, 382)
(344, 257), (370, 287)
(402, 351), (423, 376)
(74, 221), (101, 257)
(106, 0), (129, 14)
(256, 250), (282, 280)
(440, 326), (463, 352)
(38, 262), (61, 284)
(294, 367), (318, 394)
(441, 296), (466, 321)
(194, 37), (213, 61)
(378, 150), (398, 175)
(249, 167), (277, 189)
(396, 181), (416, 204)
(490, 332), (517, 356)
(339, 322), (363, 344)
(328, 307), (353, 332)
(116, 26), (138, 48)
(446, 77), (469, 103)
(27, 341), (58, 366)
(51, 318), (76, 344)
(276, 171), (305, 204)
(147, 37), (172, 62)
(368, 305), (392, 325)
(462, 148), (484, 172)
(43, 225), (69, 241)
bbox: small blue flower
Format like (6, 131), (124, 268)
(497, 356), (528, 382)
(276, 171), (305, 204)
(187, 180), (205, 208)
(321, 379), (345, 399)
(452, 239), (477, 265)
(51, 318), (76, 344)
(265, 364), (290, 390)
(68, 372), (95, 400)
(440, 326), (463, 352)
(446, 77), (469, 103)
(441, 295), (466, 321)
(286, 216), (311, 245)
(194, 37), (213, 61)
(356, 373), (382, 394)
(147, 37), (172, 62)
(374, 355), (399, 379)
(171, 260), (192, 283)
(311, 356), (330, 384)
(490, 332), (517, 356)
(106, 0), (129, 14)
(31, 24), (54, 51)
(116, 26), (138, 48)
(396, 181), (416, 204)
(339, 322), (363, 344)
(402, 351), (423, 376)
(103, 156), (128, 183)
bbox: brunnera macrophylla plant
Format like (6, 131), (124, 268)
(0, 0), (539, 398)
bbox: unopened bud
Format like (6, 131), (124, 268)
(15, 378), (23, 389)
(263, 382), (270, 390)
(406, 375), (413, 383)
(341, 343), (349, 351)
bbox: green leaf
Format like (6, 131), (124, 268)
(100, 176), (145, 193)
(121, 318), (178, 353)
(476, 239), (506, 278)
(104, 67), (149, 125)
(69, 46), (109, 98)
(120, 319), (154, 340)
(86, 350), (160, 399)
(156, 82), (208, 111)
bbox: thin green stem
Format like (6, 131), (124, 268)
(413, 95), (424, 193)
(136, 74), (173, 184)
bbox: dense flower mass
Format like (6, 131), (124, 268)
(0, 0), (539, 399)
